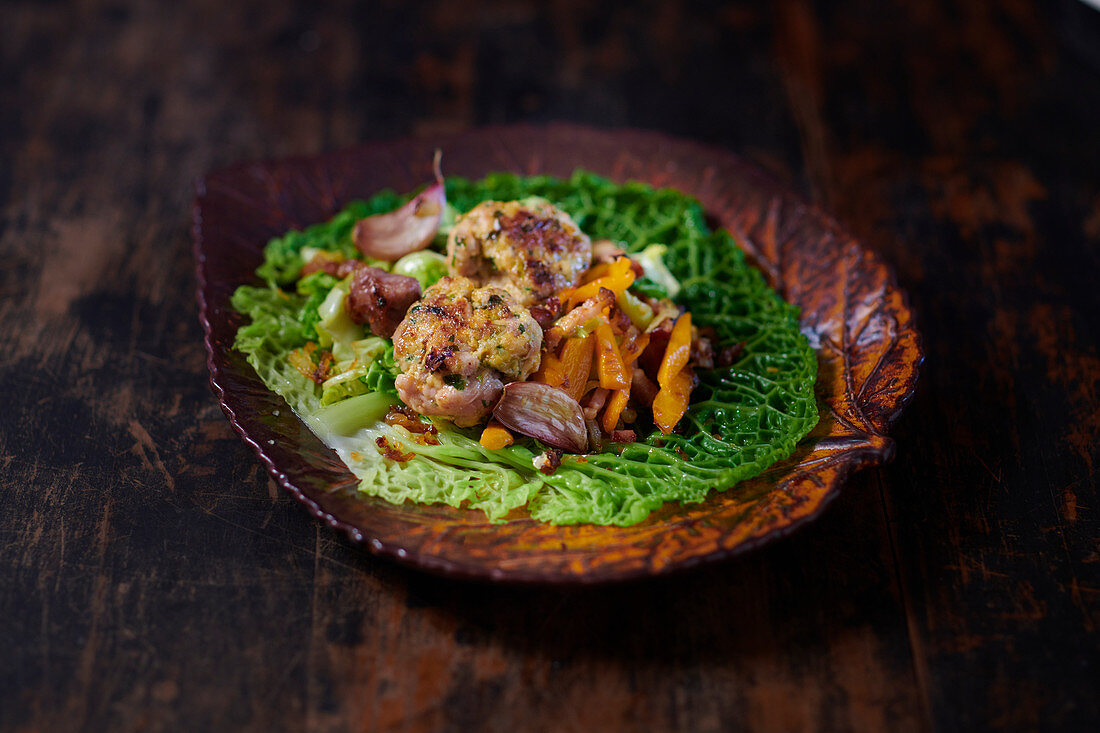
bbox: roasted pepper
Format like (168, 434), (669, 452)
(652, 367), (694, 434)
(558, 335), (595, 402)
(479, 421), (514, 450)
(657, 312), (692, 387)
(564, 256), (635, 308)
(594, 319), (630, 391)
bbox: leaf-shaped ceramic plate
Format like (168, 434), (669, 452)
(194, 124), (922, 583)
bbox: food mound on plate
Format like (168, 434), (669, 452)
(446, 199), (592, 306)
(393, 276), (542, 427)
(231, 161), (819, 526)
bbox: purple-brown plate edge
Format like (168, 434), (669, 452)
(193, 123), (923, 584)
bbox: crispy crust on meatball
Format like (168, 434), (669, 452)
(391, 276), (542, 426)
(446, 200), (592, 306)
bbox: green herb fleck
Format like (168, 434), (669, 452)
(631, 276), (670, 300)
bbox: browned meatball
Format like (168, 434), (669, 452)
(391, 276), (542, 426)
(446, 200), (592, 306)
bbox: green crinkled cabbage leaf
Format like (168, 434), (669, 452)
(232, 171), (818, 526)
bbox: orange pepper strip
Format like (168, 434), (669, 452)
(599, 332), (648, 432)
(532, 350), (565, 387)
(594, 320), (630, 391)
(602, 388), (631, 432)
(653, 367), (694, 434)
(558, 335), (595, 402)
(621, 332), (650, 366)
(657, 312), (692, 387)
(566, 257), (635, 309)
(580, 261), (611, 284)
(479, 422), (514, 450)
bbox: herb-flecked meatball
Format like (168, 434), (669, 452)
(391, 276), (542, 426)
(446, 200), (592, 306)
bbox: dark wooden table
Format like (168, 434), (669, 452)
(2, 1), (1097, 730)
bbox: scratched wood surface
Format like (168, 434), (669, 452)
(1, 1), (1097, 731)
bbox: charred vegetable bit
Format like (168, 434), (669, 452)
(657, 312), (692, 386)
(594, 320), (630, 391)
(288, 343), (333, 385)
(384, 405), (439, 445)
(653, 368), (695, 435)
(533, 449), (563, 475)
(376, 436), (415, 462)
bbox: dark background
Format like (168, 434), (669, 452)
(2, 0), (1098, 730)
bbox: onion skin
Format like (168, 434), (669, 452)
(492, 381), (588, 454)
(353, 153), (446, 261)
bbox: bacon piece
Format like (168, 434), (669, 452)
(528, 296), (561, 332)
(716, 341), (746, 368)
(592, 239), (625, 264)
(639, 321), (672, 380)
(581, 387), (609, 422)
(533, 449), (563, 474)
(610, 429), (636, 443)
(630, 369), (659, 407)
(691, 331), (715, 369)
(345, 267), (421, 338)
(554, 288), (616, 336)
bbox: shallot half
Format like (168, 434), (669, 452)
(492, 381), (588, 454)
(353, 151), (446, 261)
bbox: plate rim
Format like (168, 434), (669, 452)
(193, 122), (923, 584)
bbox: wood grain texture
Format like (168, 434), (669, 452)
(1, 0), (1096, 730)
